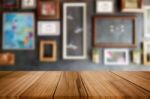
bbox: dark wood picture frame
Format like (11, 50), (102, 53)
(2, 0), (19, 9)
(121, 0), (143, 12)
(38, 0), (60, 19)
(40, 40), (57, 62)
(93, 16), (137, 48)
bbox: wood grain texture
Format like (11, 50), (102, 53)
(0, 71), (149, 99)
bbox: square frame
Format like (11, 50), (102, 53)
(38, 0), (60, 19)
(40, 40), (57, 62)
(3, 12), (35, 50)
(38, 21), (60, 36)
(96, 0), (114, 14)
(104, 49), (129, 65)
(93, 16), (137, 48)
(21, 0), (36, 9)
(143, 41), (150, 65)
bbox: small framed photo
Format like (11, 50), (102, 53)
(38, 21), (60, 36)
(96, 0), (114, 13)
(38, 0), (60, 19)
(22, 0), (36, 9)
(2, 0), (19, 9)
(143, 41), (150, 65)
(40, 40), (57, 62)
(104, 49), (129, 65)
(144, 6), (150, 38)
(121, 0), (143, 12)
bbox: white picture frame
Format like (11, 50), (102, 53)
(38, 21), (60, 36)
(22, 0), (36, 9)
(96, 0), (114, 13)
(144, 6), (150, 38)
(104, 49), (129, 65)
(63, 3), (87, 60)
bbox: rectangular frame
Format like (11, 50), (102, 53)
(21, 0), (36, 9)
(40, 40), (57, 62)
(104, 49), (129, 65)
(93, 16), (136, 48)
(63, 3), (87, 60)
(121, 0), (143, 12)
(3, 12), (35, 50)
(2, 0), (19, 9)
(143, 41), (150, 65)
(144, 6), (150, 38)
(38, 21), (60, 36)
(96, 0), (114, 14)
(38, 0), (60, 19)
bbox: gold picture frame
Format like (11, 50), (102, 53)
(143, 41), (150, 65)
(40, 40), (57, 62)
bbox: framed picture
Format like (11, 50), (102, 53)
(0, 53), (15, 66)
(121, 0), (143, 12)
(21, 0), (36, 9)
(144, 6), (150, 38)
(38, 0), (60, 19)
(2, 0), (19, 9)
(63, 3), (87, 60)
(132, 50), (141, 64)
(3, 12), (35, 50)
(93, 16), (136, 48)
(143, 41), (150, 65)
(40, 40), (57, 62)
(96, 0), (114, 13)
(38, 21), (60, 36)
(104, 49), (129, 65)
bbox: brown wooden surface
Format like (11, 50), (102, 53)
(0, 71), (149, 99)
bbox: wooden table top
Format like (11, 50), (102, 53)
(0, 71), (149, 99)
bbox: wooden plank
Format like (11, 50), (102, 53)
(21, 72), (62, 99)
(80, 72), (150, 99)
(113, 72), (150, 92)
(54, 72), (87, 99)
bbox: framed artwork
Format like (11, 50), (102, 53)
(21, 0), (36, 9)
(121, 0), (143, 12)
(2, 0), (19, 9)
(104, 49), (129, 65)
(132, 50), (141, 64)
(96, 0), (114, 13)
(0, 53), (15, 65)
(93, 16), (136, 48)
(3, 12), (35, 50)
(40, 40), (57, 62)
(144, 6), (150, 38)
(38, 21), (60, 36)
(143, 41), (150, 65)
(38, 0), (60, 19)
(63, 3), (87, 60)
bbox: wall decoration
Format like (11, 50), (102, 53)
(22, 0), (36, 9)
(38, 21), (60, 36)
(92, 48), (100, 64)
(3, 12), (35, 50)
(121, 0), (143, 12)
(93, 16), (136, 48)
(144, 6), (150, 38)
(96, 0), (114, 13)
(132, 50), (141, 64)
(143, 41), (150, 65)
(63, 3), (87, 60)
(0, 53), (15, 65)
(40, 40), (57, 62)
(2, 0), (19, 9)
(104, 49), (129, 65)
(38, 0), (60, 19)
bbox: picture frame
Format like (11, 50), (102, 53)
(96, 0), (114, 13)
(121, 0), (143, 12)
(63, 3), (87, 60)
(38, 0), (60, 19)
(143, 41), (150, 65)
(144, 6), (150, 38)
(21, 0), (36, 9)
(2, 0), (19, 9)
(93, 16), (136, 48)
(3, 12), (35, 50)
(38, 21), (60, 36)
(40, 40), (57, 62)
(132, 50), (141, 64)
(104, 49), (129, 65)
(0, 53), (15, 66)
